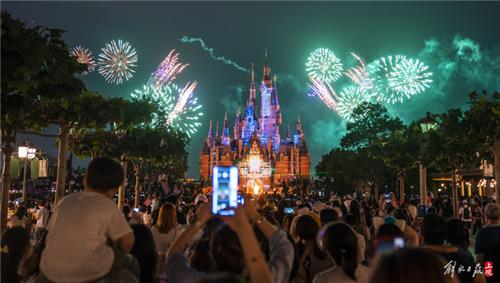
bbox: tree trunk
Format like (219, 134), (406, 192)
(373, 180), (379, 202)
(1, 146), (13, 232)
(419, 163), (427, 205)
(493, 138), (500, 203)
(117, 155), (127, 209)
(399, 172), (405, 205)
(134, 164), (141, 208)
(451, 169), (458, 217)
(55, 124), (70, 204)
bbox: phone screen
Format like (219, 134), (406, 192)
(375, 236), (405, 255)
(212, 166), (238, 216)
(284, 207), (294, 214)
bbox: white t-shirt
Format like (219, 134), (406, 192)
(40, 191), (132, 282)
(36, 207), (49, 228)
(313, 264), (371, 283)
(151, 224), (183, 255)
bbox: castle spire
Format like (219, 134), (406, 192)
(287, 123), (291, 140)
(216, 120), (219, 137)
(249, 63), (256, 105)
(263, 49), (272, 87)
(296, 115), (302, 132)
(222, 113), (230, 146)
(207, 120), (213, 139)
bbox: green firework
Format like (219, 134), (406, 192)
(306, 48), (343, 83)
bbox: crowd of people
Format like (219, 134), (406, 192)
(2, 157), (499, 283)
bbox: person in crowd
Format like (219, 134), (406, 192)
(8, 205), (30, 229)
(393, 208), (419, 246)
(290, 214), (333, 283)
(151, 203), (183, 257)
(165, 193), (187, 225)
(189, 217), (224, 273)
(458, 200), (472, 230)
(143, 205), (153, 226)
(165, 199), (293, 283)
(313, 222), (370, 283)
(475, 203), (500, 283)
(368, 248), (459, 283)
(34, 201), (49, 243)
(422, 214), (485, 283)
(39, 157), (138, 282)
(195, 272), (244, 283)
(344, 214), (367, 263)
(446, 218), (470, 251)
(1, 227), (32, 283)
(320, 208), (339, 226)
(471, 203), (483, 235)
(131, 224), (158, 283)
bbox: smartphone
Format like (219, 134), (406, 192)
(417, 204), (427, 218)
(133, 208), (139, 213)
(212, 166), (239, 216)
(284, 207), (294, 214)
(375, 236), (405, 255)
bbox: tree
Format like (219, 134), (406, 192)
(1, 11), (54, 231)
(464, 98), (500, 201)
(429, 109), (480, 215)
(340, 102), (405, 199)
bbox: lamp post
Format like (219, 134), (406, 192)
(419, 112), (437, 206)
(114, 123), (127, 209)
(18, 142), (36, 202)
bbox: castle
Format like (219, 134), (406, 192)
(199, 51), (311, 193)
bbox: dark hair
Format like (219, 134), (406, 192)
(1, 227), (31, 283)
(190, 217), (223, 272)
(165, 193), (180, 205)
(320, 208), (339, 225)
(130, 224), (157, 283)
(85, 157), (124, 192)
(445, 218), (468, 248)
(368, 248), (457, 283)
(210, 224), (245, 274)
(423, 214), (446, 245)
(123, 205), (131, 222)
(196, 272), (244, 283)
(13, 206), (28, 219)
(376, 223), (404, 239)
(323, 222), (359, 281)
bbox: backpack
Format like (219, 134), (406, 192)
(463, 207), (471, 220)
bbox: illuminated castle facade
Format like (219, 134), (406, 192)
(199, 51), (311, 192)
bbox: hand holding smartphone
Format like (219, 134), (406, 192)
(212, 166), (239, 216)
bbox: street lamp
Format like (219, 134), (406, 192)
(419, 112), (437, 205)
(18, 142), (37, 202)
(113, 122), (128, 208)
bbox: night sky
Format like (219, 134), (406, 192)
(4, 1), (500, 177)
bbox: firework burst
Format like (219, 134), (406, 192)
(345, 52), (373, 92)
(148, 49), (190, 91)
(98, 39), (138, 84)
(337, 85), (370, 121)
(367, 55), (407, 104)
(307, 77), (340, 111)
(167, 81), (203, 137)
(69, 46), (96, 75)
(389, 58), (433, 97)
(130, 83), (203, 137)
(306, 48), (343, 83)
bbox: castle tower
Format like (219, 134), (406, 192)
(207, 120), (213, 144)
(222, 113), (230, 146)
(234, 110), (242, 140)
(215, 120), (219, 138)
(293, 115), (303, 146)
(248, 63), (256, 106)
(260, 49), (275, 145)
